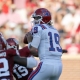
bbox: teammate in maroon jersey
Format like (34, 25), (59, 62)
(0, 33), (19, 80)
(6, 38), (38, 80)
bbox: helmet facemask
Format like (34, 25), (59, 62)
(32, 15), (51, 25)
(31, 13), (44, 25)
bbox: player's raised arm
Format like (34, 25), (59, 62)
(25, 32), (38, 57)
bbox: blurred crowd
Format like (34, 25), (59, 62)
(0, 0), (80, 54)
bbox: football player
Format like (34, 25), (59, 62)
(0, 33), (19, 80)
(6, 38), (38, 80)
(26, 8), (63, 80)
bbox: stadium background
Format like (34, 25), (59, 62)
(0, 0), (80, 80)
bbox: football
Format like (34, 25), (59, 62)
(23, 34), (28, 44)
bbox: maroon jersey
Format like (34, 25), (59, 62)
(0, 49), (18, 80)
(13, 46), (33, 80)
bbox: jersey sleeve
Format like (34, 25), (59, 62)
(30, 25), (42, 48)
(7, 49), (19, 56)
(19, 46), (31, 57)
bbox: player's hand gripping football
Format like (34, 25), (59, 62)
(23, 33), (28, 44)
(26, 32), (33, 43)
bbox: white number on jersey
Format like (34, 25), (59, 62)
(13, 66), (28, 79)
(0, 58), (10, 77)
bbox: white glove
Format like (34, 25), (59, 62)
(27, 56), (38, 68)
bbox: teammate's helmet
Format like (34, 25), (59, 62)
(32, 8), (51, 24)
(6, 38), (19, 49)
(0, 33), (7, 50)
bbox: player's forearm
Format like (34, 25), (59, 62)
(13, 56), (38, 68)
(28, 44), (38, 57)
(30, 51), (38, 57)
(13, 56), (27, 67)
